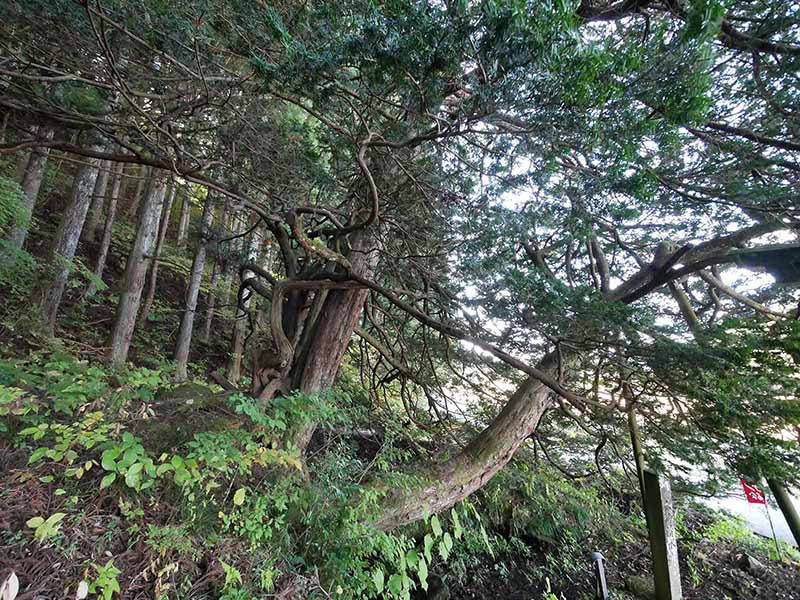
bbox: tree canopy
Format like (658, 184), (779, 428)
(1, 0), (799, 547)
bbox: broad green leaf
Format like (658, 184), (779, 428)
(25, 517), (44, 528)
(430, 515), (442, 537)
(405, 549), (418, 568)
(423, 534), (434, 563)
(28, 447), (47, 464)
(101, 448), (121, 470)
(418, 557), (428, 591)
(125, 465), (142, 488)
(372, 568), (384, 594)
(443, 532), (453, 553)
(45, 513), (65, 526)
(387, 574), (402, 595)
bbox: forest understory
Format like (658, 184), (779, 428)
(0, 184), (798, 599)
(2, 1), (800, 599)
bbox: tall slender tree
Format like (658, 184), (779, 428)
(38, 139), (103, 335)
(176, 190), (191, 250)
(4, 126), (54, 256)
(82, 159), (111, 243)
(138, 177), (177, 325)
(109, 171), (168, 366)
(174, 191), (215, 381)
(84, 160), (126, 299)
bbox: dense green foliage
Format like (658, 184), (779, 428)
(1, 0), (799, 597)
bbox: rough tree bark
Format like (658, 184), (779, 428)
(14, 124), (36, 184)
(84, 161), (126, 299)
(109, 171), (168, 366)
(250, 226), (380, 450)
(0, 112), (8, 145)
(5, 126), (55, 254)
(138, 178), (177, 325)
(372, 353), (559, 530)
(38, 140), (102, 335)
(202, 257), (221, 343)
(82, 159), (111, 243)
(174, 193), (215, 381)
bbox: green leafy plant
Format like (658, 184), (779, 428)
(88, 560), (121, 600)
(100, 432), (170, 491)
(21, 411), (113, 478)
(26, 512), (66, 543)
(0, 385), (38, 432)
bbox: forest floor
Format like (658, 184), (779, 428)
(2, 186), (799, 600)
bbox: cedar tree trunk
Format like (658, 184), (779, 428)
(109, 171), (168, 366)
(84, 161), (125, 298)
(39, 141), (102, 335)
(176, 190), (191, 249)
(372, 352), (559, 530)
(82, 159), (111, 243)
(139, 178), (177, 325)
(174, 194), (215, 381)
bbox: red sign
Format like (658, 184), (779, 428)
(741, 479), (767, 505)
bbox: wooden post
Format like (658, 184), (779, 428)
(643, 469), (682, 600)
(591, 551), (609, 600)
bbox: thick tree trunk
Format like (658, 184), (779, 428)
(84, 161), (125, 299)
(372, 353), (559, 530)
(5, 126), (54, 254)
(220, 209), (244, 314)
(0, 112), (8, 145)
(281, 229), (379, 450)
(82, 159), (111, 243)
(109, 171), (168, 366)
(138, 178), (177, 325)
(174, 194), (215, 381)
(14, 124), (37, 184)
(15, 152), (30, 184)
(227, 303), (249, 384)
(176, 190), (191, 250)
(38, 141), (102, 335)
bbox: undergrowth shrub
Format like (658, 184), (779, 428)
(0, 348), (644, 599)
(0, 350), (488, 598)
(451, 460), (633, 584)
